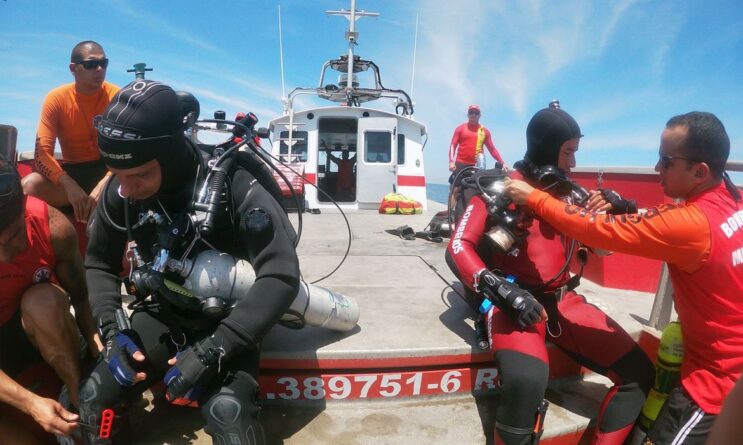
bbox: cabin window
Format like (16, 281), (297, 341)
(364, 131), (391, 163)
(397, 134), (406, 165)
(279, 131), (308, 162)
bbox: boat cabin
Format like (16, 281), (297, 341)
(264, 3), (428, 211)
(267, 106), (427, 211)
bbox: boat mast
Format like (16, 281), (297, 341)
(326, 0), (379, 104)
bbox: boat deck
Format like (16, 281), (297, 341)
(124, 201), (657, 444)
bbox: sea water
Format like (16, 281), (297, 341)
(427, 183), (450, 204)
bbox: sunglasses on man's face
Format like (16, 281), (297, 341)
(658, 153), (702, 170)
(76, 58), (109, 70)
(468, 111), (480, 116)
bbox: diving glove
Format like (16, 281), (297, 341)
(164, 336), (224, 405)
(478, 270), (545, 329)
(98, 310), (142, 387)
(601, 188), (638, 214)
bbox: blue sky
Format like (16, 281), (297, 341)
(1, 0), (741, 184)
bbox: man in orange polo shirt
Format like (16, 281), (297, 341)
(506, 111), (743, 444)
(22, 41), (119, 223)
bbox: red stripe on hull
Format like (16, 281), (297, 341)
(397, 175), (426, 187)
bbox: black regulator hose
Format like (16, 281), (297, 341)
(197, 156), (234, 237)
(201, 118), (304, 246)
(100, 178), (129, 233)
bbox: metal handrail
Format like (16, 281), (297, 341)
(727, 160), (743, 172)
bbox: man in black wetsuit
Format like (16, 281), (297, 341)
(77, 80), (299, 444)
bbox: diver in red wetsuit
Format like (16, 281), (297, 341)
(447, 105), (654, 445)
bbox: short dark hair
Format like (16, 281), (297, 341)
(71, 41), (105, 63)
(666, 111), (729, 178)
(0, 154), (23, 232)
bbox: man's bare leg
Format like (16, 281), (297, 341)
(21, 283), (82, 406)
(22, 173), (70, 207)
(449, 185), (461, 214)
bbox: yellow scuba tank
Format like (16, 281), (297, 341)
(639, 320), (683, 430)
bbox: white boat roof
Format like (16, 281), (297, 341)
(268, 105), (427, 135)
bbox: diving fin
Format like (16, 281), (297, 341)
(414, 230), (443, 243)
(385, 225), (416, 240)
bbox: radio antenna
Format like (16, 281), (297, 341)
(410, 13), (419, 99)
(278, 5), (286, 102)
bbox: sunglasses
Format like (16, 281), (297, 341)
(658, 154), (702, 169)
(76, 58), (109, 70)
(468, 111), (480, 115)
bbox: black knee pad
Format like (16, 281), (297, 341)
(598, 346), (657, 432)
(612, 345), (655, 395)
(495, 350), (549, 431)
(202, 373), (265, 445)
(497, 350), (549, 401)
(495, 422), (535, 445)
(78, 365), (129, 445)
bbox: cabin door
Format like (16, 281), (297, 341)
(357, 117), (397, 205)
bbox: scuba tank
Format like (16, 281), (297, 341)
(178, 249), (360, 332)
(639, 321), (684, 431)
(283, 282), (360, 332)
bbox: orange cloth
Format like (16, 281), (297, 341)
(34, 82), (119, 184)
(526, 189), (710, 272)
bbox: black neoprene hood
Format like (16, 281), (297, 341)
(97, 79), (197, 196)
(525, 107), (582, 167)
(97, 80), (183, 170)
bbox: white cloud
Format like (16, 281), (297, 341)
(0, 90), (42, 102)
(111, 1), (222, 53)
(598, 0), (641, 53)
(163, 80), (279, 122)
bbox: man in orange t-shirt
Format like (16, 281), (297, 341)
(507, 112), (743, 444)
(22, 41), (119, 223)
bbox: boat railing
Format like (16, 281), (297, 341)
(284, 85), (414, 116)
